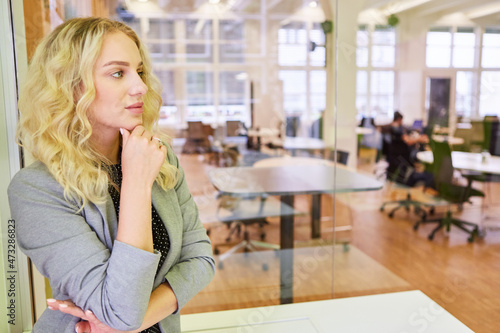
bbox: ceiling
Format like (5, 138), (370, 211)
(361, 0), (500, 24)
(125, 0), (500, 24)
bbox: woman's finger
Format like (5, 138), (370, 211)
(120, 128), (130, 147)
(47, 299), (88, 320)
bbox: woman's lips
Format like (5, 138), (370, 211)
(126, 102), (144, 114)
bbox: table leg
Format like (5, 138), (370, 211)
(311, 193), (321, 239)
(280, 194), (294, 304)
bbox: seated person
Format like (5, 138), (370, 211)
(387, 111), (434, 188)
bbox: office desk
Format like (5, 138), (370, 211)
(431, 135), (465, 146)
(355, 126), (374, 135)
(181, 290), (473, 333)
(208, 163), (382, 304)
(416, 151), (500, 175)
(253, 157), (335, 239)
(280, 137), (331, 156)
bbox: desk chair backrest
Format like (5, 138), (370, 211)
(226, 120), (242, 137)
(430, 140), (454, 186)
(429, 140), (484, 203)
(483, 116), (500, 154)
(327, 149), (349, 165)
(187, 121), (206, 139)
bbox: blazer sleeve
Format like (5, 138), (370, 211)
(8, 164), (160, 331)
(163, 148), (216, 311)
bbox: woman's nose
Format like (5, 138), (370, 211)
(129, 73), (148, 96)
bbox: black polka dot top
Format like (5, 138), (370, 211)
(107, 164), (169, 333)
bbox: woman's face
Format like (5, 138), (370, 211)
(90, 31), (148, 137)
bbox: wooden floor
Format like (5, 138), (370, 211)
(178, 150), (500, 333)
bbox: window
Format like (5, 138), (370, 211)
(278, 20), (327, 129)
(186, 71), (214, 121)
(154, 69), (177, 118)
(479, 71), (500, 117)
(278, 22), (308, 66)
(219, 20), (245, 63)
(310, 70), (326, 117)
(426, 27), (476, 68)
(372, 25), (395, 67)
(279, 70), (307, 115)
(479, 28), (500, 117)
(481, 28), (500, 69)
(455, 71), (475, 118)
(426, 27), (452, 68)
(356, 25), (396, 118)
(424, 26), (500, 118)
(219, 71), (247, 120)
(370, 71), (394, 116)
(453, 28), (475, 68)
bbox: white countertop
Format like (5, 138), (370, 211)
(180, 290), (473, 333)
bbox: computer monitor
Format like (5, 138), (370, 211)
(412, 120), (423, 131)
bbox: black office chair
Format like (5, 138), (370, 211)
(326, 149), (349, 165)
(413, 140), (484, 242)
(379, 128), (433, 219)
(379, 157), (435, 219)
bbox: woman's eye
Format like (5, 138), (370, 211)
(138, 71), (145, 78)
(111, 71), (123, 78)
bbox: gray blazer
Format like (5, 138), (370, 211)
(8, 147), (215, 332)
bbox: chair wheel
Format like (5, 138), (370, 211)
(429, 207), (435, 215)
(214, 247), (220, 255)
(388, 212), (394, 218)
(260, 233), (266, 241)
(467, 236), (474, 243)
(262, 263), (269, 271)
(413, 223), (419, 231)
(428, 234), (434, 241)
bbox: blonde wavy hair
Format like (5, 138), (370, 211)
(17, 17), (178, 207)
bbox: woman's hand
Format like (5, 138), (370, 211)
(47, 299), (134, 333)
(120, 126), (166, 188)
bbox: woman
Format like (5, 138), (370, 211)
(8, 17), (215, 332)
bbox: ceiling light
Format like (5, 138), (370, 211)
(309, 1), (318, 8)
(209, 0), (220, 4)
(138, 0), (149, 2)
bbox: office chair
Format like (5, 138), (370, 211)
(379, 157), (435, 219)
(212, 194), (279, 270)
(379, 128), (433, 219)
(182, 121), (212, 154)
(326, 149), (349, 165)
(413, 140), (484, 242)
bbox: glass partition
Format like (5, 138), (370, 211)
(5, 1), (496, 333)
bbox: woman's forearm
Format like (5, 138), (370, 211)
(132, 282), (178, 332)
(116, 179), (154, 253)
